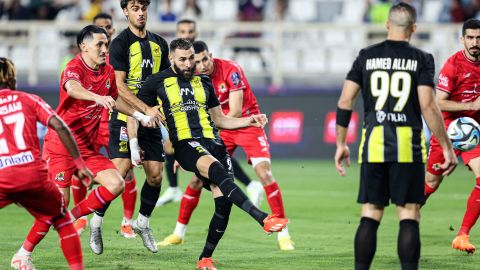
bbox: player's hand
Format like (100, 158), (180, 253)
(173, 160), (184, 174)
(76, 168), (95, 189)
(334, 144), (350, 176)
(94, 95), (116, 112)
(249, 114), (268, 128)
(146, 106), (164, 127)
(130, 138), (144, 167)
(440, 147), (458, 176)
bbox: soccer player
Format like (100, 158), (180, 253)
(0, 58), (88, 270)
(16, 25), (154, 257)
(137, 38), (288, 270)
(71, 12), (139, 240)
(334, 3), (457, 270)
(103, 0), (170, 253)
(158, 40), (293, 251)
(156, 19), (264, 207)
(423, 19), (480, 253)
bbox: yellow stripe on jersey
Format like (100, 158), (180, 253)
(164, 77), (191, 140)
(397, 127), (413, 162)
(150, 41), (161, 74)
(358, 128), (366, 164)
(191, 76), (214, 139)
(421, 131), (427, 163)
(127, 42), (142, 95)
(117, 113), (128, 122)
(368, 126), (384, 162)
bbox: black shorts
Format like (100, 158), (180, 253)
(174, 138), (233, 189)
(109, 115), (165, 162)
(357, 162), (425, 207)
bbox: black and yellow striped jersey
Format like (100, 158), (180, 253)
(347, 40), (435, 163)
(137, 68), (220, 144)
(109, 28), (170, 122)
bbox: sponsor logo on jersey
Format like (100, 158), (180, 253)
(119, 141), (129, 153)
(106, 78), (111, 89)
(120, 126), (128, 141)
(0, 151), (34, 170)
(438, 73), (449, 88)
(180, 87), (194, 96)
(66, 71), (80, 80)
(376, 111), (407, 123)
(55, 171), (65, 181)
(141, 59), (154, 68)
(230, 72), (241, 86)
(376, 111), (386, 123)
(188, 141), (201, 148)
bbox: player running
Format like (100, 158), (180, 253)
(137, 38), (288, 270)
(0, 57), (88, 270)
(335, 3), (457, 269)
(423, 19), (480, 254)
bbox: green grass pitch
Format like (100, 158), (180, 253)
(1, 159), (480, 269)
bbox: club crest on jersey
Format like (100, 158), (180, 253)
(218, 83), (227, 93)
(105, 78), (111, 89)
(55, 172), (65, 181)
(230, 72), (241, 86)
(376, 111), (386, 123)
(119, 141), (128, 153)
(432, 163), (441, 171)
(119, 126), (128, 141)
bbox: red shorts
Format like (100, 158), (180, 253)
(95, 128), (110, 152)
(0, 172), (65, 224)
(44, 141), (117, 188)
(427, 135), (480, 175)
(220, 126), (270, 164)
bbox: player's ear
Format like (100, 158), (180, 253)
(411, 23), (417, 34)
(168, 52), (174, 65)
(209, 52), (212, 59)
(385, 20), (391, 31)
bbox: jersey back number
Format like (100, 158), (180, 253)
(0, 112), (26, 154)
(370, 71), (412, 112)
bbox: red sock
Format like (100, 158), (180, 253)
(458, 177), (480, 236)
(71, 177), (87, 206)
(122, 177), (137, 220)
(264, 181), (286, 218)
(54, 211), (84, 270)
(424, 183), (437, 199)
(22, 220), (51, 252)
(71, 186), (117, 219)
(177, 186), (202, 225)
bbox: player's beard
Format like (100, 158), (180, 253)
(174, 63), (196, 81)
(468, 46), (480, 60)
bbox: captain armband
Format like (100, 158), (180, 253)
(336, 107), (352, 128)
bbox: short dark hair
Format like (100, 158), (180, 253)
(93, 12), (113, 23)
(76, 25), (108, 49)
(193, 41), (209, 54)
(120, 0), (151, 9)
(177, 19), (196, 27)
(170, 38), (193, 52)
(463, 19), (480, 36)
(389, 2), (417, 27)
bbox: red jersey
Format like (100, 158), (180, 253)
(436, 50), (480, 122)
(44, 54), (118, 155)
(209, 58), (260, 117)
(0, 89), (56, 180)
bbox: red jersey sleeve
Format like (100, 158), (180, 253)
(226, 64), (246, 93)
(61, 63), (84, 91)
(436, 61), (456, 94)
(108, 71), (119, 100)
(25, 93), (56, 126)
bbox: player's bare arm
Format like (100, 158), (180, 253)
(115, 70), (163, 121)
(335, 80), (361, 176)
(48, 114), (94, 185)
(113, 95), (155, 127)
(209, 105), (267, 129)
(227, 90), (244, 117)
(65, 80), (116, 111)
(418, 85), (457, 175)
(436, 90), (480, 111)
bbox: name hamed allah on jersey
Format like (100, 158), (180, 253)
(366, 58), (418, 71)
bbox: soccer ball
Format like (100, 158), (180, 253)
(447, 117), (480, 152)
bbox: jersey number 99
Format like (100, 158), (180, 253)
(370, 71), (412, 112)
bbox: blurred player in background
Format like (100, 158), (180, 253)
(156, 19), (264, 210)
(1, 57), (88, 270)
(158, 40), (293, 251)
(335, 3), (457, 270)
(423, 19), (480, 254)
(72, 12), (140, 241)
(15, 25), (155, 257)
(137, 38), (289, 270)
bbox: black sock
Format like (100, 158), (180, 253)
(208, 161), (267, 226)
(199, 196), (232, 259)
(94, 202), (111, 217)
(232, 158), (251, 186)
(139, 180), (161, 217)
(166, 154), (178, 187)
(398, 219), (420, 270)
(355, 217), (380, 270)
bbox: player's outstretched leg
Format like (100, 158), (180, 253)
(156, 154), (182, 206)
(54, 211), (84, 270)
(196, 195), (232, 270)
(254, 160), (294, 250)
(11, 220), (50, 270)
(71, 177), (88, 235)
(121, 170), (137, 238)
(159, 177), (202, 247)
(231, 158), (264, 207)
(354, 217), (380, 270)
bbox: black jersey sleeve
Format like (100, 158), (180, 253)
(137, 75), (159, 107)
(201, 75), (220, 109)
(418, 53), (435, 88)
(109, 37), (128, 72)
(346, 49), (364, 84)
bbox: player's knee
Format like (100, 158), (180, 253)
(190, 177), (203, 189)
(208, 161), (232, 186)
(255, 166), (274, 183)
(106, 177), (125, 195)
(425, 173), (443, 189)
(147, 173), (163, 187)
